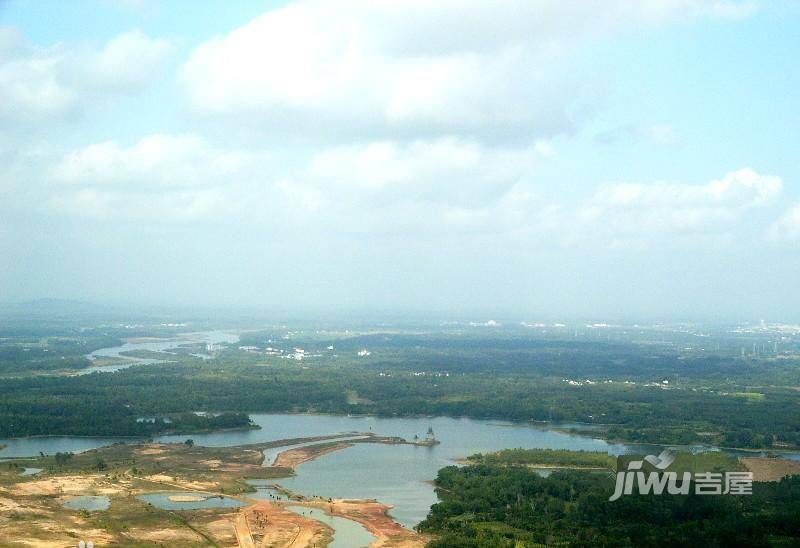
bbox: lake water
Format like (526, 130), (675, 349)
(286, 505), (377, 548)
(80, 330), (240, 374)
(3, 412), (797, 528)
(157, 413), (657, 528)
(62, 495), (110, 511)
(0, 437), (130, 458)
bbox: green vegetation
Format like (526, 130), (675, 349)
(468, 448), (615, 469)
(1, 324), (799, 449)
(0, 402), (252, 438)
(616, 450), (744, 475)
(1, 319), (800, 544)
(419, 462), (800, 547)
(0, 328), (121, 375)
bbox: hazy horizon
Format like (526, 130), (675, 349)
(2, 1), (799, 321)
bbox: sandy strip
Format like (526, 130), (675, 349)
(272, 442), (354, 469)
(168, 494), (206, 502)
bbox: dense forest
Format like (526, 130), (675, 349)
(419, 463), (800, 546)
(0, 330), (121, 375)
(1, 357), (798, 447)
(1, 324), (799, 449)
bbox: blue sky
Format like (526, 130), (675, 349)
(1, 1), (798, 320)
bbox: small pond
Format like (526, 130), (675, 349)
(62, 495), (110, 511)
(20, 467), (42, 476)
(137, 492), (247, 510)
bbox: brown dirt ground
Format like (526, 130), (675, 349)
(9, 474), (123, 497)
(239, 500), (333, 547)
(0, 437), (426, 546)
(123, 526), (203, 544)
(741, 457), (800, 481)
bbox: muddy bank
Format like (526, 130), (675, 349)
(292, 498), (429, 547)
(273, 441), (356, 468)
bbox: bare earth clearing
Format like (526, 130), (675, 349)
(0, 434), (427, 547)
(742, 457), (800, 481)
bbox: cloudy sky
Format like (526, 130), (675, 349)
(1, 0), (798, 320)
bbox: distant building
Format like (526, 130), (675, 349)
(426, 426), (436, 442)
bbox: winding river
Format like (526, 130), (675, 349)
(81, 330), (240, 374)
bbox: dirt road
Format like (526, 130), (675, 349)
(234, 511), (256, 548)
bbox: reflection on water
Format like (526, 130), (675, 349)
(63, 495), (110, 511)
(20, 467), (42, 476)
(137, 492), (247, 510)
(286, 505), (376, 548)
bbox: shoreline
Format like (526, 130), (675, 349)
(287, 498), (429, 547)
(272, 441), (356, 469)
(0, 424), (260, 444)
(2, 412), (798, 456)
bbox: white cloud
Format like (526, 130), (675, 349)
(577, 168), (782, 238)
(182, 0), (754, 140)
(260, 137), (563, 238)
(48, 186), (228, 222)
(0, 29), (172, 123)
(768, 204), (800, 242)
(42, 131), (781, 254)
(53, 134), (260, 188)
(84, 30), (173, 90)
(48, 188), (228, 222)
(262, 138), (555, 237)
(48, 134), (266, 222)
(305, 137), (546, 204)
(45, 134), (553, 227)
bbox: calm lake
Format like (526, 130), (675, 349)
(155, 413), (657, 527)
(1, 413), (795, 527)
(138, 492), (247, 510)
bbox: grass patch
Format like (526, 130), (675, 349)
(468, 448), (615, 469)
